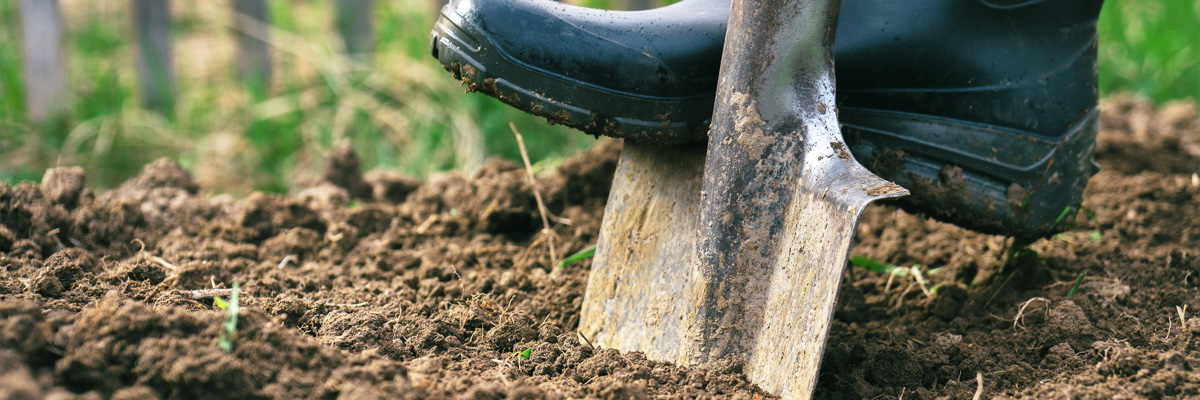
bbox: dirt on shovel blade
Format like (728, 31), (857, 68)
(2, 94), (1200, 399)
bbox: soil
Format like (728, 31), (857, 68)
(2, 94), (1199, 399)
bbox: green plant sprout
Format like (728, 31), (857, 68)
(1052, 206), (1074, 228)
(850, 256), (943, 277)
(851, 255), (904, 275)
(1052, 206), (1104, 243)
(1067, 272), (1087, 297)
(555, 245), (596, 269)
(1051, 206), (1075, 241)
(519, 348), (532, 360)
(999, 235), (1040, 274)
(851, 256), (943, 297)
(1082, 207), (1104, 242)
(213, 281), (241, 354)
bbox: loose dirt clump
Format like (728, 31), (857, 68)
(2, 96), (1199, 399)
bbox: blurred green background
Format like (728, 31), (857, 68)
(0, 0), (1197, 193)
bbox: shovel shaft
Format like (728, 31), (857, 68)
(692, 0), (843, 359)
(692, 0), (906, 396)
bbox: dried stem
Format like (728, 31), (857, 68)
(1013, 297), (1050, 330)
(973, 372), (984, 400)
(510, 122), (558, 262)
(187, 288), (234, 300)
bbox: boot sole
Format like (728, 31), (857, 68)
(842, 107), (1100, 236)
(430, 8), (1099, 237)
(430, 13), (713, 145)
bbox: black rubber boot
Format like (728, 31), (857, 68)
(836, 0), (1103, 237)
(430, 0), (726, 144)
(429, 0), (1104, 237)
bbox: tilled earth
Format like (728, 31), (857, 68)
(1, 95), (1198, 399)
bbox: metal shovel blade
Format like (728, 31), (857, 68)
(580, 0), (907, 398)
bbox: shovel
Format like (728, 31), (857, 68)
(579, 0), (907, 398)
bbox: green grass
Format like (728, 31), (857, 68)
(1099, 0), (1200, 104)
(849, 255), (944, 277)
(850, 255), (911, 276)
(213, 281), (241, 354)
(0, 0), (1196, 191)
(1066, 272), (1086, 297)
(0, 0), (595, 192)
(555, 245), (597, 270)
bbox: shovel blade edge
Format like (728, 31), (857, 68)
(580, 143), (705, 363)
(581, 143), (906, 399)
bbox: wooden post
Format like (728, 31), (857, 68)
(335, 0), (374, 61)
(132, 0), (175, 113)
(19, 0), (68, 124)
(233, 0), (272, 88)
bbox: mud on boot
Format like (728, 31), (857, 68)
(430, 0), (1104, 237)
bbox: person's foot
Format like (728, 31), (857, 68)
(430, 0), (726, 144)
(429, 0), (1104, 237)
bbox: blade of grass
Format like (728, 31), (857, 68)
(1050, 206), (1073, 230)
(1066, 272), (1087, 297)
(556, 245), (596, 270)
(216, 281), (241, 353)
(850, 255), (907, 276)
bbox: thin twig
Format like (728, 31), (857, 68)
(911, 266), (933, 298)
(131, 239), (177, 270)
(151, 256), (178, 271)
(415, 214), (439, 234)
(450, 263), (466, 299)
(1013, 297), (1050, 330)
(984, 271), (1018, 308)
(973, 372), (984, 400)
(885, 266), (903, 292)
(577, 330), (596, 349)
(187, 288), (234, 300)
(891, 283), (917, 311)
(278, 255), (296, 269)
(510, 122), (558, 262)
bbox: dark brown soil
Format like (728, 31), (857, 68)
(2, 95), (1198, 399)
